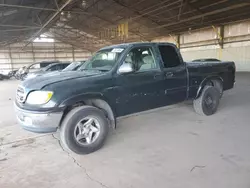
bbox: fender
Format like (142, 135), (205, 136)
(196, 75), (223, 99)
(59, 92), (106, 107)
(58, 92), (117, 128)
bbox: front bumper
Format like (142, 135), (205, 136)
(15, 104), (63, 133)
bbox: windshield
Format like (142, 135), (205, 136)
(79, 48), (124, 71)
(62, 62), (82, 71)
(41, 64), (55, 71)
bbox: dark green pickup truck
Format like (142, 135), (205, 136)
(15, 42), (235, 154)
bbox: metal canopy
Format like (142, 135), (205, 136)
(0, 0), (250, 51)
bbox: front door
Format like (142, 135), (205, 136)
(114, 46), (164, 116)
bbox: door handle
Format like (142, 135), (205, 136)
(154, 73), (162, 79)
(165, 72), (173, 78)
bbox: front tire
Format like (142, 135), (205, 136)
(193, 86), (220, 116)
(60, 106), (109, 154)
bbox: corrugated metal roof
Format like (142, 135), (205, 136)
(0, 0), (250, 50)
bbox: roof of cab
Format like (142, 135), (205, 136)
(100, 42), (176, 50)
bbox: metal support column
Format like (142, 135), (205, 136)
(8, 45), (13, 70)
(219, 25), (224, 49)
(212, 25), (224, 60)
(53, 42), (56, 60)
(72, 46), (75, 61)
(177, 34), (180, 49)
(31, 43), (35, 63)
(169, 34), (180, 48)
(212, 25), (224, 49)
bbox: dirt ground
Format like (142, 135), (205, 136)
(0, 73), (250, 188)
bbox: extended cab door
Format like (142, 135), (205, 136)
(114, 45), (165, 116)
(157, 44), (188, 105)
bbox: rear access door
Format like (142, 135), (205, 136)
(157, 44), (188, 105)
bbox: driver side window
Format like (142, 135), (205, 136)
(124, 46), (157, 72)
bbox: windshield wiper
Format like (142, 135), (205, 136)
(81, 68), (109, 72)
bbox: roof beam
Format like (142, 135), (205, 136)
(130, 0), (182, 21)
(112, 0), (166, 33)
(0, 3), (57, 11)
(0, 3), (91, 15)
(155, 0), (234, 22)
(167, 11), (250, 34)
(154, 3), (250, 30)
(185, 0), (204, 15)
(22, 0), (73, 49)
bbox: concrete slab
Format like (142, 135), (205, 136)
(0, 73), (250, 188)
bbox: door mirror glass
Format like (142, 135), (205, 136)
(118, 63), (134, 74)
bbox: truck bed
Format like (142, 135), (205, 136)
(186, 61), (235, 98)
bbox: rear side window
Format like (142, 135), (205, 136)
(158, 45), (181, 68)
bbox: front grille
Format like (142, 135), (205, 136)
(16, 85), (26, 103)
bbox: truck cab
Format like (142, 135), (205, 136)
(107, 43), (188, 115)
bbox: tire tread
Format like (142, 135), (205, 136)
(193, 86), (220, 116)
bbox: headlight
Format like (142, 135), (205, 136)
(26, 91), (53, 105)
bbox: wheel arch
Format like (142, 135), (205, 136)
(196, 76), (223, 99)
(58, 93), (116, 129)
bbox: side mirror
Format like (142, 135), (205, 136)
(118, 63), (134, 74)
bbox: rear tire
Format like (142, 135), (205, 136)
(212, 80), (223, 98)
(60, 106), (109, 154)
(193, 86), (220, 116)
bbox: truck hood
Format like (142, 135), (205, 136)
(22, 70), (100, 90)
(26, 70), (59, 79)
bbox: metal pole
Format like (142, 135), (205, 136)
(0, 3), (91, 15)
(0, 24), (40, 28)
(0, 3), (56, 11)
(53, 42), (56, 60)
(8, 45), (13, 70)
(72, 46), (75, 61)
(31, 43), (35, 63)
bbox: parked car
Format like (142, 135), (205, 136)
(15, 61), (59, 80)
(192, 58), (221, 62)
(0, 68), (19, 80)
(0, 70), (9, 80)
(0, 73), (10, 80)
(15, 42), (235, 154)
(25, 62), (70, 80)
(25, 61), (84, 80)
(8, 69), (18, 77)
(61, 61), (85, 72)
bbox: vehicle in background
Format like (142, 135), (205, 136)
(8, 69), (18, 77)
(15, 42), (235, 154)
(62, 61), (85, 72)
(0, 70), (10, 80)
(15, 67), (26, 80)
(25, 62), (70, 80)
(0, 73), (10, 80)
(0, 69), (18, 80)
(15, 61), (59, 80)
(25, 61), (85, 80)
(192, 58), (221, 62)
